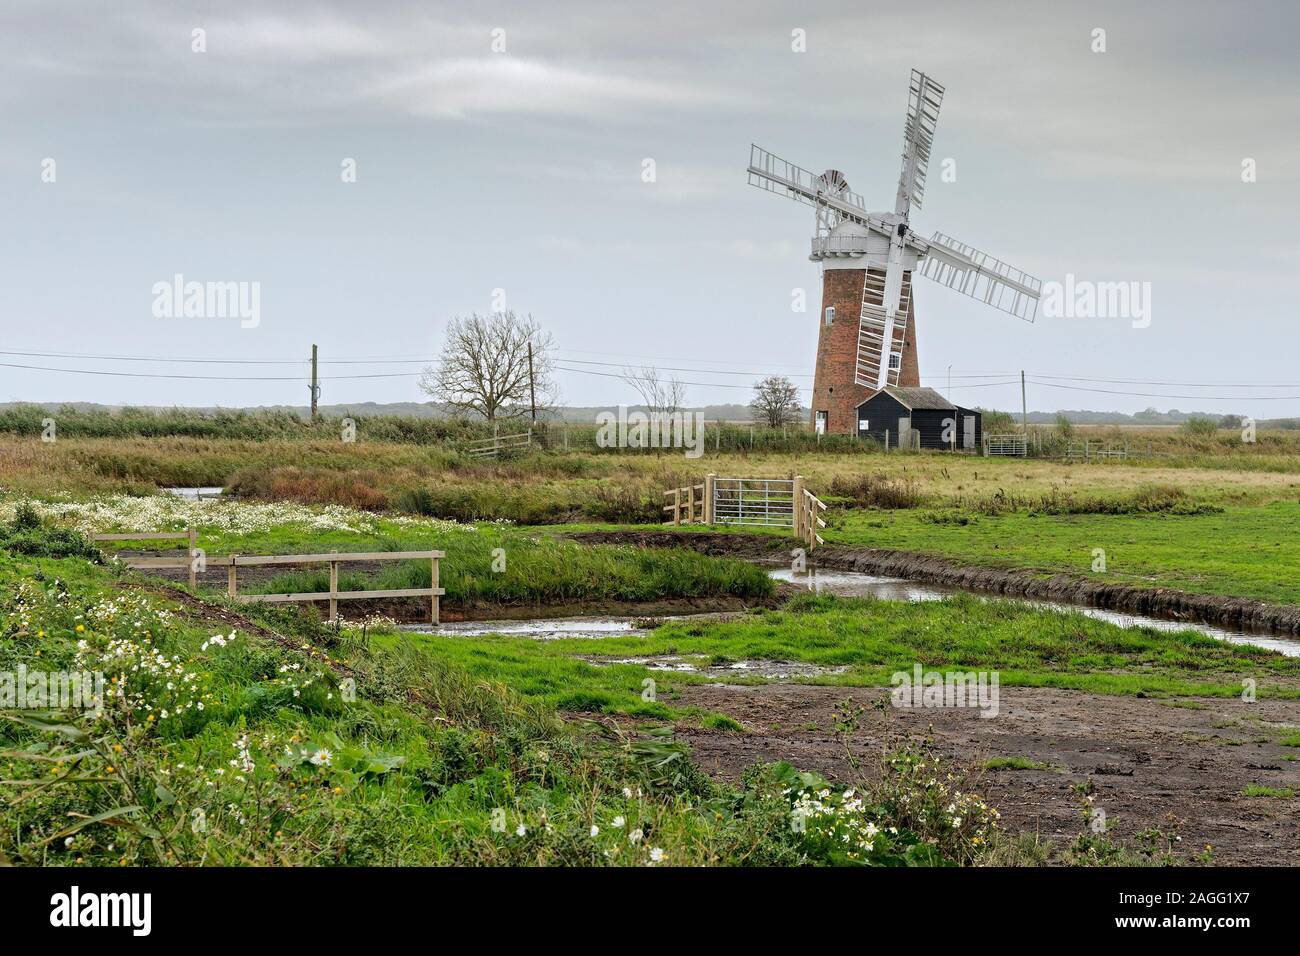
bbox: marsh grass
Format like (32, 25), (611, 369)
(252, 537), (774, 606)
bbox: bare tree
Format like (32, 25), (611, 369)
(750, 375), (802, 428)
(420, 312), (558, 421)
(621, 365), (686, 417)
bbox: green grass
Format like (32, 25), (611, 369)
(1241, 784), (1294, 798)
(824, 502), (1300, 606)
(983, 757), (1058, 772)
(246, 534), (773, 607)
(1, 523), (1038, 867)
(396, 593), (1300, 719)
(0, 540), (813, 867)
(2, 507), (1269, 868)
(1278, 732), (1300, 747)
(73, 506), (773, 608)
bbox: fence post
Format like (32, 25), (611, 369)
(793, 475), (805, 540)
(673, 488), (681, 526)
(431, 556), (440, 625)
(686, 483), (695, 524)
(187, 528), (197, 590)
(227, 556), (238, 600)
(704, 473), (715, 525)
(328, 552), (338, 624)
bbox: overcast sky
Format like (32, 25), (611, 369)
(1, 0), (1297, 416)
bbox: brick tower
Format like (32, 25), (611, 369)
(809, 221), (921, 435)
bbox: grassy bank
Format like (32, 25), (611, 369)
(0, 520), (1003, 867)
(825, 502), (1300, 606)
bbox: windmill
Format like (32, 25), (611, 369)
(747, 69), (1041, 435)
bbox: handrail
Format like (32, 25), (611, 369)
(222, 550), (445, 624)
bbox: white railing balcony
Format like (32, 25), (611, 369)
(810, 235), (871, 259)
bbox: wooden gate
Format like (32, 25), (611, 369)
(662, 474), (825, 550)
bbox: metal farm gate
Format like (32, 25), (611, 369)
(663, 474), (825, 549)
(712, 477), (796, 528)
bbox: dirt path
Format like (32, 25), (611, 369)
(660, 682), (1300, 865)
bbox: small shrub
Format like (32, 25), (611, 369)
(830, 473), (926, 509)
(1181, 417), (1219, 436)
(0, 505), (102, 561)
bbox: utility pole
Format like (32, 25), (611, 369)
(310, 344), (319, 420)
(527, 342), (537, 423)
(1020, 369), (1028, 434)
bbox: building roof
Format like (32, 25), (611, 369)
(857, 386), (956, 411)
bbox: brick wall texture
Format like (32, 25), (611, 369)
(810, 267), (920, 434)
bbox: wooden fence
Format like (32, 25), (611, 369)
(221, 551), (445, 624)
(94, 531), (445, 624)
(663, 479), (708, 525)
(463, 430), (532, 459)
(1066, 440), (1142, 461)
(92, 529), (199, 589)
(798, 487), (827, 551)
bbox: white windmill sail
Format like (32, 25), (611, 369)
(895, 70), (945, 216)
(855, 270), (912, 389)
(747, 145), (893, 237)
(917, 232), (1042, 321)
(857, 71), (944, 389)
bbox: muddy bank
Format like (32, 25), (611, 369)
(609, 683), (1300, 866)
(567, 530), (1300, 636)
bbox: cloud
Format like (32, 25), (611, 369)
(364, 57), (730, 119)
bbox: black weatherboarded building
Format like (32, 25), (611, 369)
(855, 386), (982, 451)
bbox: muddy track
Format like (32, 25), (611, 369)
(637, 683), (1300, 866)
(567, 530), (1300, 635)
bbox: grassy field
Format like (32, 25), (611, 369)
(4, 424), (1300, 520)
(825, 502), (1300, 606)
(409, 593), (1300, 718)
(4, 423), (1299, 608)
(5, 419), (1300, 867)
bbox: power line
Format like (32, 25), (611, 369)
(556, 346), (812, 372)
(0, 361), (421, 382)
(1028, 380), (1300, 401)
(553, 364), (791, 391)
(1029, 374), (1300, 390)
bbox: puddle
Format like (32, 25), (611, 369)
(165, 487), (224, 500)
(579, 655), (848, 680)
(771, 567), (1300, 657)
(407, 617), (653, 641)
